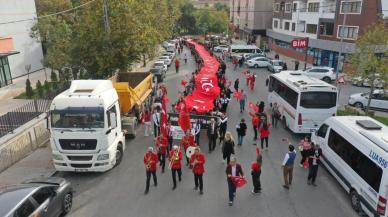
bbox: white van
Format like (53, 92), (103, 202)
(311, 116), (388, 217)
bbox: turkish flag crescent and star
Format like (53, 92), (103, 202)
(179, 40), (221, 114)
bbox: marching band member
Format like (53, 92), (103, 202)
(155, 135), (168, 173)
(143, 147), (159, 194)
(181, 131), (196, 165)
(190, 147), (206, 195)
(168, 145), (183, 190)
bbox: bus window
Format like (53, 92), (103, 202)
(328, 129), (383, 192)
(300, 92), (336, 109)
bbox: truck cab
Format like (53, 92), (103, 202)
(49, 80), (125, 172)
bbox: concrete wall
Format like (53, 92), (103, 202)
(0, 0), (44, 78)
(0, 114), (49, 173)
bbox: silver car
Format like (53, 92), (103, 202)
(1, 177), (73, 217)
(267, 60), (284, 73)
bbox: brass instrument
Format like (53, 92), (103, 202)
(145, 154), (152, 170)
(168, 147), (180, 170)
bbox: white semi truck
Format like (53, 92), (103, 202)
(49, 80), (125, 172)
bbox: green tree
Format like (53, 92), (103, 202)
(348, 21), (388, 114)
(36, 80), (44, 97)
(176, 2), (197, 34)
(44, 80), (51, 94)
(25, 79), (33, 99)
(194, 9), (228, 34)
(214, 2), (228, 12)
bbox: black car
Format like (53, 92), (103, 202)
(0, 177), (72, 217)
(151, 68), (166, 83)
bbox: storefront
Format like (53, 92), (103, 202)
(0, 55), (13, 87)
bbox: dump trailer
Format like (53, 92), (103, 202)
(112, 71), (153, 137)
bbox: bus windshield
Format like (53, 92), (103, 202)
(300, 92), (337, 109)
(51, 107), (105, 128)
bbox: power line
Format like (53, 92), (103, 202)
(0, 0), (97, 25)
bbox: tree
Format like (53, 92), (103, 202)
(194, 9), (228, 35)
(176, 2), (196, 34)
(44, 80), (51, 94)
(214, 2), (229, 12)
(348, 21), (388, 114)
(25, 79), (33, 99)
(36, 80), (44, 97)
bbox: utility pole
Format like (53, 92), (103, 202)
(335, 0), (348, 84)
(102, 0), (110, 37)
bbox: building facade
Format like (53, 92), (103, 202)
(267, 0), (383, 71)
(0, 0), (44, 82)
(229, 0), (274, 46)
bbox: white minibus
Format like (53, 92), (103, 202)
(267, 71), (337, 133)
(312, 116), (388, 217)
(229, 45), (262, 59)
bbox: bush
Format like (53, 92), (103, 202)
(36, 80), (43, 97)
(50, 70), (58, 82)
(25, 79), (33, 99)
(44, 80), (51, 94)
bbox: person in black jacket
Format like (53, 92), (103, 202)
(218, 113), (228, 144)
(207, 118), (218, 152)
(234, 79), (239, 91)
(236, 118), (247, 146)
(222, 132), (235, 164)
(307, 144), (322, 186)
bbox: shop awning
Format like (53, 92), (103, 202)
(0, 37), (19, 57)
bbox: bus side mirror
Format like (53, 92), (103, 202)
(265, 78), (269, 87)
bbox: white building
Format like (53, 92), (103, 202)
(0, 0), (43, 81)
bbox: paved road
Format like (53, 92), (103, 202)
(57, 47), (361, 217)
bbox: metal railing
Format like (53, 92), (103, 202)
(0, 99), (52, 138)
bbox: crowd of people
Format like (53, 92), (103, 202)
(142, 38), (323, 206)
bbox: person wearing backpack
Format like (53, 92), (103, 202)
(236, 119), (247, 146)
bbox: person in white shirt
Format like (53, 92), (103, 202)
(281, 144), (297, 189)
(152, 108), (161, 137)
(191, 121), (201, 144)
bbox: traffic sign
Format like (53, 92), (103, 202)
(291, 38), (308, 48)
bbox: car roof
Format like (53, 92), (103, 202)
(154, 61), (165, 64)
(0, 185), (38, 217)
(271, 59), (283, 62)
(308, 66), (334, 70)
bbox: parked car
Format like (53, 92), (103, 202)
(153, 61), (167, 72)
(348, 89), (388, 111)
(352, 75), (385, 88)
(300, 66), (337, 83)
(245, 57), (270, 68)
(158, 56), (172, 66)
(0, 177), (72, 217)
(151, 68), (166, 83)
(162, 52), (174, 61)
(162, 41), (174, 49)
(213, 45), (229, 52)
(267, 60), (284, 73)
(246, 53), (266, 61)
(166, 50), (176, 59)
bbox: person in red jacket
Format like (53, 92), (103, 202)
(251, 154), (262, 194)
(181, 131), (195, 165)
(144, 147), (159, 194)
(260, 122), (270, 150)
(155, 135), (168, 173)
(190, 147), (206, 195)
(250, 74), (256, 91)
(175, 58), (180, 73)
(249, 112), (260, 141)
(168, 145), (183, 190)
(226, 157), (244, 206)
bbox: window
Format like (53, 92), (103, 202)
(341, 1), (362, 14)
(308, 2), (320, 12)
(300, 92), (337, 108)
(320, 22), (334, 35)
(14, 199), (36, 217)
(338, 26), (359, 40)
(273, 19), (279, 28)
(293, 3), (298, 12)
(328, 129), (383, 192)
(269, 77), (298, 108)
(107, 105), (117, 129)
(274, 3), (280, 12)
(32, 187), (54, 204)
(0, 57), (12, 88)
(292, 23), (296, 31)
(280, 2), (285, 11)
(51, 107), (105, 128)
(306, 24), (317, 34)
(285, 22), (290, 30)
(285, 3), (292, 12)
(316, 124), (328, 138)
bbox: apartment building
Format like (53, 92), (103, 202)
(229, 0), (274, 46)
(267, 0), (383, 71)
(0, 0), (44, 85)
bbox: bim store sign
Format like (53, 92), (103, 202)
(291, 38), (308, 49)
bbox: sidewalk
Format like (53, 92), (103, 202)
(0, 145), (55, 186)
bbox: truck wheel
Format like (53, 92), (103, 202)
(114, 144), (123, 167)
(323, 77), (331, 83)
(354, 102), (363, 109)
(350, 190), (361, 212)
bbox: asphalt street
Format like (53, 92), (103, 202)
(57, 47), (366, 217)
